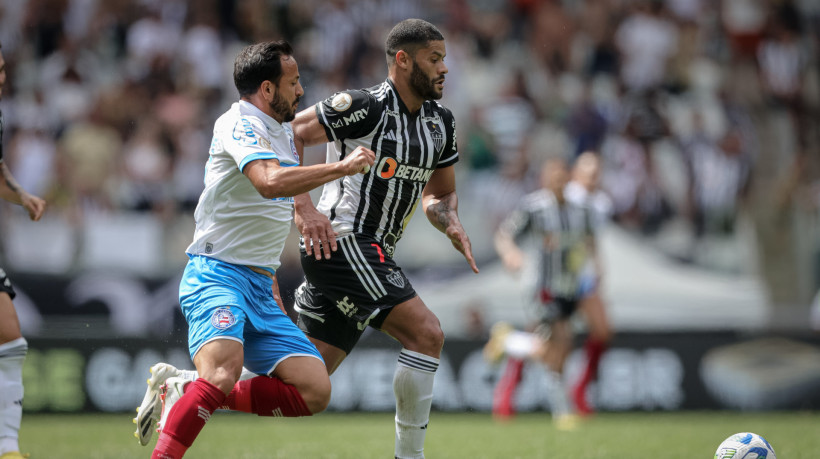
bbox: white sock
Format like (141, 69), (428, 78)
(179, 369), (198, 381)
(543, 367), (571, 417)
(0, 338), (27, 454)
(394, 349), (439, 459)
(186, 367), (256, 381)
(505, 331), (539, 359)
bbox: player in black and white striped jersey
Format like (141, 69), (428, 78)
(291, 19), (478, 459)
(485, 158), (598, 430)
(0, 41), (47, 459)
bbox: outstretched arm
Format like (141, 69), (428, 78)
(493, 223), (525, 273)
(291, 105), (342, 260)
(422, 166), (479, 273)
(243, 146), (373, 199)
(0, 162), (46, 221)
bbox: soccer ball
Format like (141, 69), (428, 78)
(714, 432), (776, 459)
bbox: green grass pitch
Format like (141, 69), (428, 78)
(20, 411), (816, 458)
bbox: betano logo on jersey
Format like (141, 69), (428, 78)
(375, 157), (434, 182)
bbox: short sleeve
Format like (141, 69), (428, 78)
(218, 116), (288, 173)
(436, 108), (459, 168)
(315, 90), (381, 141)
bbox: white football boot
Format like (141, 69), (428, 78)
(156, 377), (189, 434)
(133, 363), (182, 445)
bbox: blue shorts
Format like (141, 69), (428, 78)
(179, 254), (322, 375)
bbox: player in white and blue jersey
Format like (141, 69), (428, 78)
(141, 41), (374, 459)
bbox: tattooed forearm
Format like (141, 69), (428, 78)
(426, 192), (457, 233)
(0, 162), (26, 206)
(1, 163), (21, 193)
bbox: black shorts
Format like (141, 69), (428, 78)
(294, 233), (417, 354)
(0, 267), (16, 300)
(537, 289), (578, 324)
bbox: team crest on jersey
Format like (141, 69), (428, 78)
(386, 269), (405, 288)
(210, 307), (236, 330)
(331, 92), (353, 112)
(423, 113), (445, 153)
(430, 123), (444, 153)
(259, 136), (271, 150)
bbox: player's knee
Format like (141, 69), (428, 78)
(413, 320), (445, 355)
(203, 365), (242, 395)
(301, 377), (331, 414)
(591, 328), (613, 344)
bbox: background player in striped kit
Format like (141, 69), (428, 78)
(0, 41), (47, 459)
(484, 157), (599, 430)
(143, 41), (374, 459)
(290, 19), (479, 458)
(563, 152), (613, 415)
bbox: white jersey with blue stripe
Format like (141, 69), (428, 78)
(186, 100), (299, 272)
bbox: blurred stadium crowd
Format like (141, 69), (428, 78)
(0, 0), (818, 313)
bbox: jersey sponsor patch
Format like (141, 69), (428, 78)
(331, 92), (353, 112)
(210, 307), (237, 329)
(335, 295), (358, 318)
(375, 157), (434, 182)
(234, 118), (258, 146)
(330, 107), (368, 128)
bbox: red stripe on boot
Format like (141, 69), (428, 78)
(152, 379), (226, 459)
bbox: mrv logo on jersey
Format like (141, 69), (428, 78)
(331, 108), (368, 128)
(375, 157), (434, 182)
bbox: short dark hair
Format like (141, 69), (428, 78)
(233, 40), (293, 97)
(385, 19), (444, 64)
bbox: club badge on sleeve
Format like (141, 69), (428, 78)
(210, 307), (237, 330)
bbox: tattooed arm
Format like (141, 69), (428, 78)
(0, 112), (46, 220)
(0, 162), (46, 221)
(422, 165), (479, 273)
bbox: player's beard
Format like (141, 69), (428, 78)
(410, 60), (443, 101)
(271, 89), (299, 122)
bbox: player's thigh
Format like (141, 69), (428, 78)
(0, 293), (22, 343)
(579, 292), (612, 342)
(308, 336), (347, 375)
(293, 280), (367, 361)
(243, 307), (324, 376)
(541, 320), (573, 368)
(193, 338), (245, 393)
(380, 296), (444, 356)
(0, 268), (21, 343)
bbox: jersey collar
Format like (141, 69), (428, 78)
(385, 78), (421, 116)
(238, 99), (283, 131)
